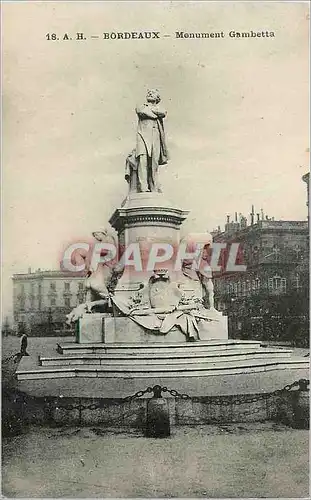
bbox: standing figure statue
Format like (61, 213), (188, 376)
(125, 89), (169, 193)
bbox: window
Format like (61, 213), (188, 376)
(280, 278), (286, 292)
(294, 245), (301, 261)
(64, 298), (70, 308)
(293, 275), (300, 290)
(78, 282), (84, 291)
(268, 278), (273, 291)
(272, 245), (280, 262)
(78, 294), (85, 304)
(50, 282), (56, 291)
(64, 282), (70, 292)
(268, 275), (287, 293)
(50, 297), (56, 306)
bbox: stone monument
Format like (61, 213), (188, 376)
(16, 91), (309, 402)
(67, 89), (228, 344)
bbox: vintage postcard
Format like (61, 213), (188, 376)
(2, 1), (310, 499)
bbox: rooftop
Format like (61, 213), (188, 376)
(12, 269), (85, 280)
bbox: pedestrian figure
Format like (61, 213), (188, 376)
(20, 334), (29, 356)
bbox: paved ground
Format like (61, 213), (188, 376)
(2, 423), (309, 498)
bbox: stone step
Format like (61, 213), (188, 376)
(57, 340), (263, 356)
(40, 349), (292, 367)
(17, 357), (308, 380)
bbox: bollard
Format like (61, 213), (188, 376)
(292, 379), (309, 429)
(145, 385), (170, 438)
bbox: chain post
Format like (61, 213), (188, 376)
(152, 385), (163, 398)
(291, 379), (310, 429)
(298, 379), (309, 392)
(145, 385), (170, 438)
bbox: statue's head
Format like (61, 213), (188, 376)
(149, 268), (170, 283)
(146, 89), (161, 104)
(92, 230), (108, 241)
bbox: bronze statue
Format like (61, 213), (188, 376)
(125, 89), (169, 193)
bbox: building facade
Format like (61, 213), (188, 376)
(212, 213), (309, 346)
(12, 269), (86, 336)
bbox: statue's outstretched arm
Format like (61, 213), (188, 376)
(136, 105), (157, 119)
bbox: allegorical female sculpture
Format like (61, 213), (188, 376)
(125, 89), (169, 193)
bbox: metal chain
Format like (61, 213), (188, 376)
(52, 379), (309, 413)
(162, 379), (308, 406)
(2, 353), (21, 364)
(121, 386), (154, 403)
(54, 386), (155, 412)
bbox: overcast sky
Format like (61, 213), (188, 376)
(2, 1), (309, 317)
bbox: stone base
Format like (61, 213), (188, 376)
(198, 310), (228, 340)
(76, 314), (104, 343)
(108, 318), (186, 343)
(77, 311), (228, 344)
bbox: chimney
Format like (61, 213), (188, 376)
(235, 212), (238, 222)
(257, 213), (260, 222)
(28, 267), (31, 274)
(250, 205), (255, 225)
(225, 215), (231, 233)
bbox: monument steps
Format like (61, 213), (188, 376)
(16, 338), (308, 389)
(39, 349), (292, 367)
(57, 340), (264, 356)
(17, 357), (308, 381)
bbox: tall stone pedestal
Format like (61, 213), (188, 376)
(110, 192), (189, 243)
(109, 192), (188, 283)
